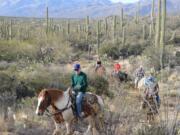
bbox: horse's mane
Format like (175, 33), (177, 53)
(41, 88), (65, 96)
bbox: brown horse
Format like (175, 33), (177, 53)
(36, 88), (104, 135)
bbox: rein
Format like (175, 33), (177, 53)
(45, 92), (72, 117)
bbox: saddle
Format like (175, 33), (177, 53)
(70, 92), (99, 117)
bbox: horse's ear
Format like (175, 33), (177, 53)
(35, 89), (42, 96)
(44, 89), (49, 95)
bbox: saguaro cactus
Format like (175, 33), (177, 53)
(151, 0), (155, 32)
(149, 24), (152, 39)
(160, 0), (166, 68)
(97, 21), (100, 56)
(155, 0), (161, 47)
(86, 16), (89, 32)
(121, 8), (124, 30)
(143, 24), (146, 40)
(105, 18), (108, 35)
(46, 7), (49, 35)
(135, 2), (140, 23)
(113, 16), (117, 43)
(9, 20), (13, 40)
(86, 16), (89, 41)
(122, 26), (125, 47)
(67, 20), (70, 35)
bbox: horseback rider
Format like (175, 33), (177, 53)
(142, 70), (160, 109)
(112, 63), (121, 76)
(111, 63), (128, 82)
(95, 59), (102, 72)
(71, 63), (88, 118)
(135, 65), (145, 88)
(136, 65), (145, 78)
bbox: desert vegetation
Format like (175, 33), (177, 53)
(0, 0), (180, 135)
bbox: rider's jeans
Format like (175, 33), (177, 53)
(76, 92), (84, 117)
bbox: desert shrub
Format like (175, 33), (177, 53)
(0, 41), (38, 62)
(88, 75), (110, 96)
(100, 41), (145, 60)
(176, 51), (180, 57)
(16, 81), (34, 99)
(135, 124), (178, 135)
(58, 73), (72, 89)
(119, 44), (144, 58)
(100, 44), (119, 60)
(143, 45), (173, 70)
(0, 72), (17, 114)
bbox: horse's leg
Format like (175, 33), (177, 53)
(53, 122), (61, 135)
(134, 78), (138, 89)
(90, 116), (99, 135)
(84, 116), (92, 135)
(65, 122), (72, 135)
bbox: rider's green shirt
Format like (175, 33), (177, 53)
(71, 71), (88, 93)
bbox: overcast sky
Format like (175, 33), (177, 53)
(110, 0), (140, 3)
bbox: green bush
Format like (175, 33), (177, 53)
(119, 44), (144, 58)
(143, 45), (173, 70)
(100, 41), (145, 60)
(88, 76), (109, 96)
(100, 44), (119, 60)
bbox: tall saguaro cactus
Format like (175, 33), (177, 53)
(160, 0), (166, 69)
(122, 26), (125, 47)
(155, 0), (161, 47)
(149, 24), (152, 39)
(135, 2), (140, 23)
(113, 16), (117, 43)
(46, 7), (49, 35)
(105, 18), (108, 35)
(97, 21), (100, 56)
(86, 16), (89, 32)
(121, 8), (124, 30)
(9, 20), (12, 40)
(151, 0), (155, 32)
(143, 24), (146, 40)
(86, 16), (89, 41)
(67, 20), (70, 35)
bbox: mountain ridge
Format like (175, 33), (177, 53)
(0, 0), (179, 18)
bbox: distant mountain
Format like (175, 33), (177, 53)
(0, 0), (179, 18)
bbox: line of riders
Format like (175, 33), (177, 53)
(72, 59), (160, 119)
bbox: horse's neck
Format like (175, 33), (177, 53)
(53, 90), (71, 110)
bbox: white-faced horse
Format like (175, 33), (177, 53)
(36, 88), (104, 135)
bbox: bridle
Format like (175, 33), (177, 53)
(44, 91), (72, 117)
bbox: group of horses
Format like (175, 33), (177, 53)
(35, 65), (160, 135)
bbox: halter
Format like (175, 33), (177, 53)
(45, 91), (72, 117)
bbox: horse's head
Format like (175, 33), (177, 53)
(36, 89), (51, 116)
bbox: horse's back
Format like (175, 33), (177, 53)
(95, 66), (106, 76)
(82, 92), (104, 116)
